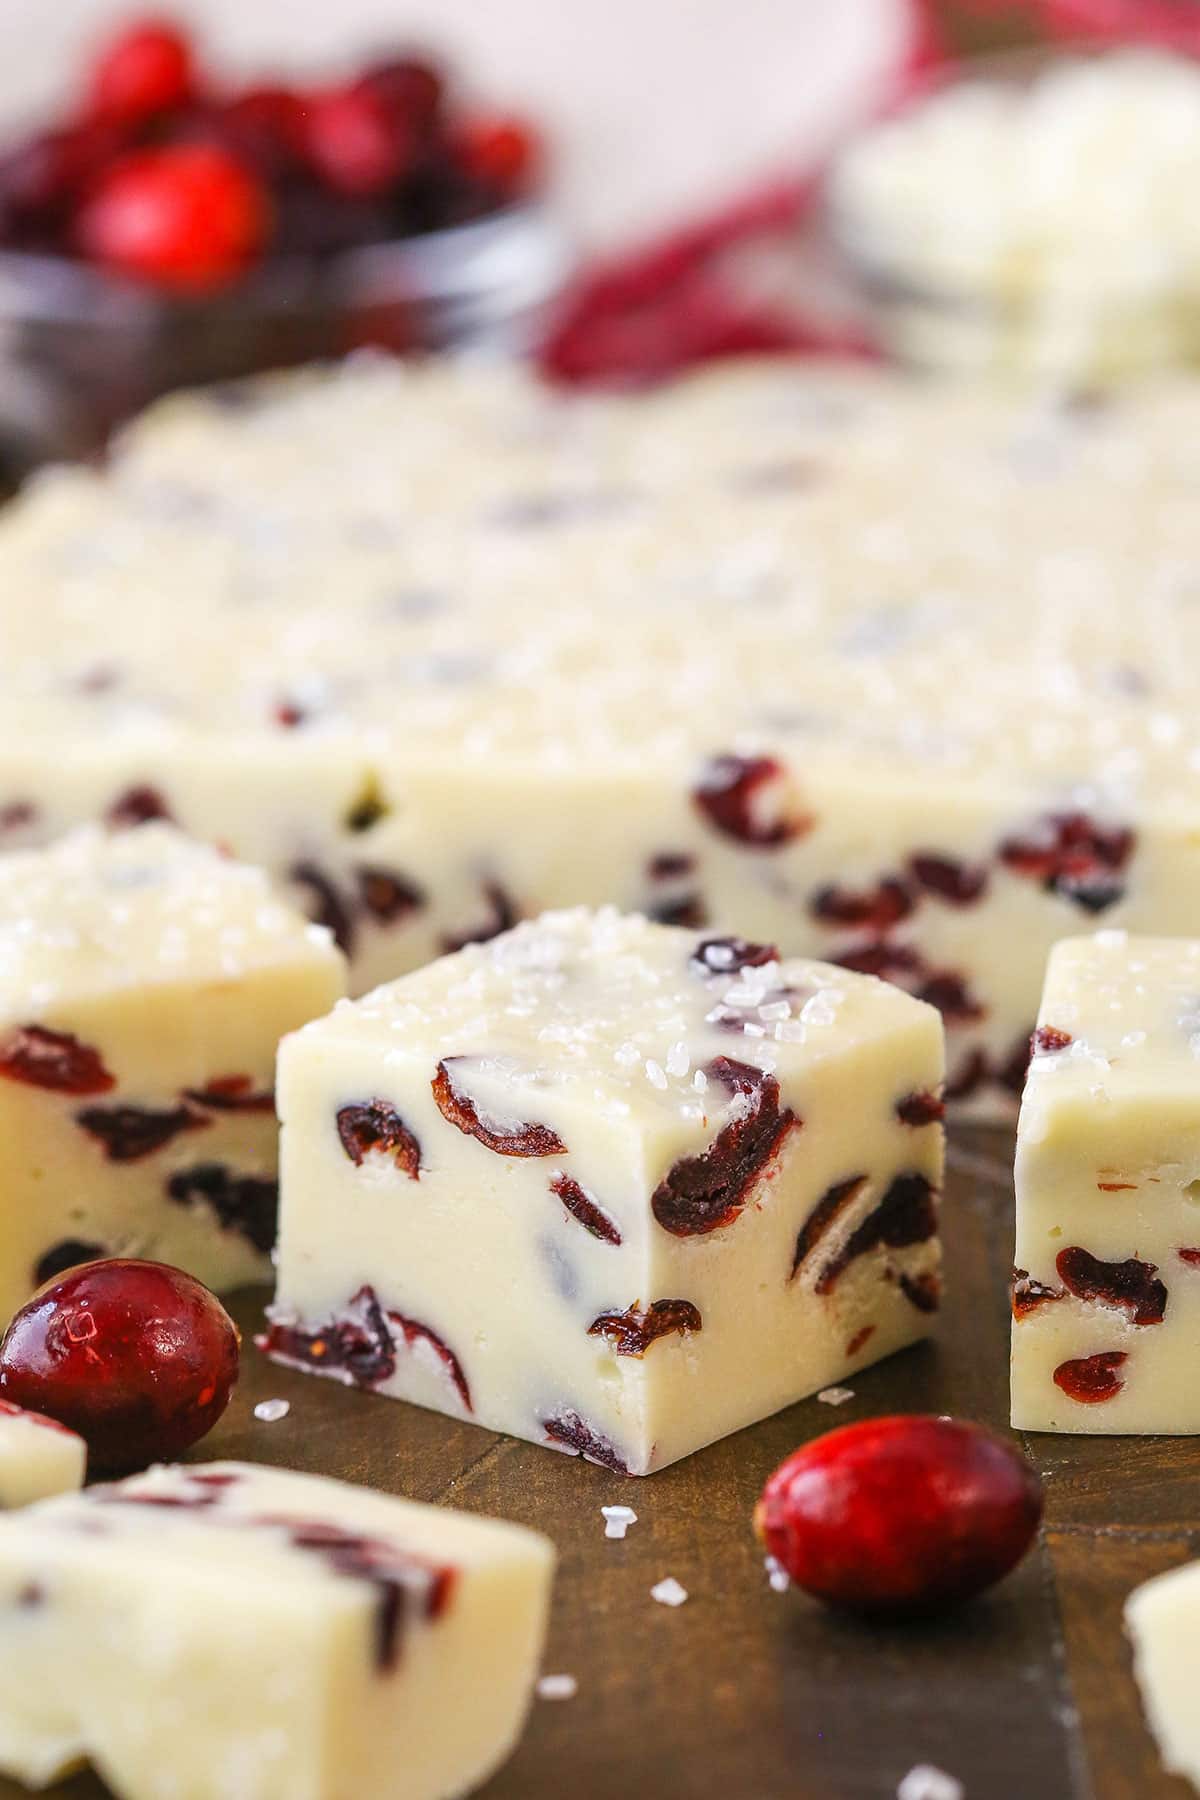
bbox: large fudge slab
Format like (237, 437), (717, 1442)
(1011, 932), (1200, 1433)
(265, 908), (944, 1476)
(0, 825), (346, 1321)
(5, 359), (1200, 1113)
(0, 1460), (555, 1800)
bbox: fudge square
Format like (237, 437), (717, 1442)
(0, 824), (346, 1321)
(266, 907), (945, 1476)
(1126, 1556), (1200, 1792)
(0, 1460), (555, 1800)
(0, 1401), (85, 1508)
(1012, 932), (1200, 1433)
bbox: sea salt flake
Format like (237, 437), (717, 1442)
(602, 1504), (638, 1540)
(645, 1058), (668, 1090)
(651, 1577), (689, 1607)
(253, 1398), (290, 1424)
(665, 1040), (690, 1077)
(818, 1386), (855, 1407)
(764, 1555), (791, 1593)
(897, 1766), (964, 1800)
(537, 1674), (578, 1701)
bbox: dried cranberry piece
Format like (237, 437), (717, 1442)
(1097, 1179), (1137, 1192)
(290, 861), (355, 955)
(1053, 1351), (1128, 1404)
(356, 866), (425, 926)
(652, 1057), (799, 1237)
(1032, 1026), (1073, 1054)
(816, 1173), (938, 1295)
(439, 881), (519, 953)
(916, 972), (985, 1026)
(895, 1090), (945, 1127)
(810, 878), (913, 932)
(648, 893), (708, 928)
(1011, 1269), (1064, 1319)
(689, 935), (779, 977)
(106, 785), (174, 829)
(261, 1284), (395, 1388)
(999, 812), (1134, 913)
(647, 852), (695, 881)
(273, 701), (307, 729)
(76, 1102), (208, 1162)
(900, 1271), (942, 1313)
(336, 1101), (421, 1178)
(0, 1025), (115, 1096)
(907, 854), (989, 906)
(184, 1074), (275, 1114)
(846, 1325), (875, 1357)
(1179, 1249), (1200, 1267)
(34, 1240), (106, 1287)
(829, 942), (924, 981)
(166, 1163), (278, 1255)
(0, 802), (36, 833)
(432, 1059), (566, 1158)
(944, 1049), (991, 1103)
(692, 754), (810, 848)
(1055, 1246), (1166, 1326)
(387, 1311), (472, 1411)
(542, 1409), (631, 1475)
(550, 1174), (622, 1246)
(587, 1299), (702, 1356)
(790, 1175), (867, 1280)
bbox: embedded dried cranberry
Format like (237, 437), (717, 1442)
(1053, 1351), (1128, 1404)
(106, 785), (174, 828)
(999, 812), (1134, 913)
(337, 1101), (421, 1179)
(1097, 1180), (1137, 1192)
(166, 1164), (278, 1254)
(830, 941), (924, 981)
(816, 1173), (938, 1295)
(648, 893), (708, 928)
(1055, 1246), (1166, 1326)
(0, 1025), (115, 1096)
(790, 1175), (867, 1280)
(652, 1057), (798, 1237)
(689, 935), (779, 977)
(1032, 1026), (1073, 1054)
(587, 1299), (702, 1356)
(273, 700), (308, 729)
(439, 881), (519, 953)
(76, 1102), (208, 1162)
(184, 1074), (274, 1114)
(0, 802), (36, 833)
(290, 861), (355, 955)
(846, 1324), (875, 1357)
(387, 1311), (472, 1410)
(34, 1240), (106, 1287)
(900, 1271), (942, 1313)
(754, 1416), (1042, 1615)
(432, 1058), (566, 1157)
(1179, 1249), (1200, 1267)
(810, 878), (912, 932)
(647, 852), (695, 881)
(692, 754), (810, 848)
(87, 19), (195, 125)
(944, 1049), (991, 1102)
(356, 866), (425, 926)
(1011, 1269), (1064, 1319)
(542, 1409), (630, 1475)
(550, 1173), (622, 1246)
(0, 1259), (238, 1473)
(916, 972), (985, 1026)
(896, 1090), (945, 1127)
(261, 1285), (395, 1388)
(907, 854), (988, 906)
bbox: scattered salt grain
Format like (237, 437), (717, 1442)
(764, 1555), (791, 1593)
(645, 1058), (668, 1090)
(602, 1504), (638, 1540)
(254, 1398), (290, 1424)
(651, 1577), (689, 1608)
(897, 1766), (964, 1800)
(817, 1386), (855, 1407)
(692, 1069), (708, 1092)
(536, 1674), (578, 1702)
(665, 1040), (690, 1078)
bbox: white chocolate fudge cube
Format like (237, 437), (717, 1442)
(1126, 1558), (1200, 1791)
(0, 1401), (85, 1507)
(0, 825), (346, 1321)
(0, 1459), (554, 1800)
(268, 907), (944, 1475)
(1012, 932), (1200, 1433)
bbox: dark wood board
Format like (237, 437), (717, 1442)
(7, 1127), (1197, 1800)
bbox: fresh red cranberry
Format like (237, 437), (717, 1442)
(693, 754), (810, 848)
(791, 1175), (867, 1280)
(550, 1173), (622, 1245)
(816, 1173), (938, 1295)
(76, 1101), (208, 1162)
(810, 878), (912, 932)
(1011, 1269), (1063, 1319)
(106, 784), (174, 828)
(360, 57), (444, 137)
(166, 1163), (277, 1254)
(896, 1090), (945, 1127)
(1055, 1246), (1166, 1326)
(214, 87), (307, 178)
(754, 1416), (1042, 1615)
(652, 1057), (799, 1237)
(439, 881), (519, 953)
(907, 854), (989, 906)
(454, 113), (542, 197)
(0, 1260), (238, 1474)
(184, 1074), (274, 1114)
(0, 1025), (114, 1096)
(0, 125), (126, 242)
(1053, 1351), (1127, 1404)
(86, 18), (195, 125)
(356, 866), (425, 926)
(587, 1299), (702, 1356)
(336, 1100), (421, 1178)
(302, 84), (413, 198)
(76, 145), (269, 292)
(690, 934), (779, 977)
(432, 1058), (566, 1157)
(290, 861), (355, 955)
(1032, 1026), (1073, 1054)
(542, 1409), (630, 1475)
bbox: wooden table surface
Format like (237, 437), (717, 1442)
(7, 1126), (1194, 1800)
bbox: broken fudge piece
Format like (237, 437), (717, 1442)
(1126, 1557), (1200, 1792)
(0, 1401), (85, 1507)
(0, 1459), (554, 1800)
(1011, 932), (1200, 1433)
(265, 907), (944, 1475)
(0, 825), (346, 1322)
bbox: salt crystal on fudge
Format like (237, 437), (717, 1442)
(1012, 933), (1200, 1432)
(0, 825), (346, 1321)
(0, 1400), (84, 1507)
(264, 907), (944, 1476)
(0, 1460), (554, 1800)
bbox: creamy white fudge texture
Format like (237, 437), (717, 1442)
(266, 907), (944, 1476)
(5, 357), (1200, 1114)
(1126, 1558), (1200, 1793)
(0, 1401), (85, 1508)
(1012, 932), (1200, 1433)
(0, 1459), (555, 1800)
(0, 825), (346, 1321)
